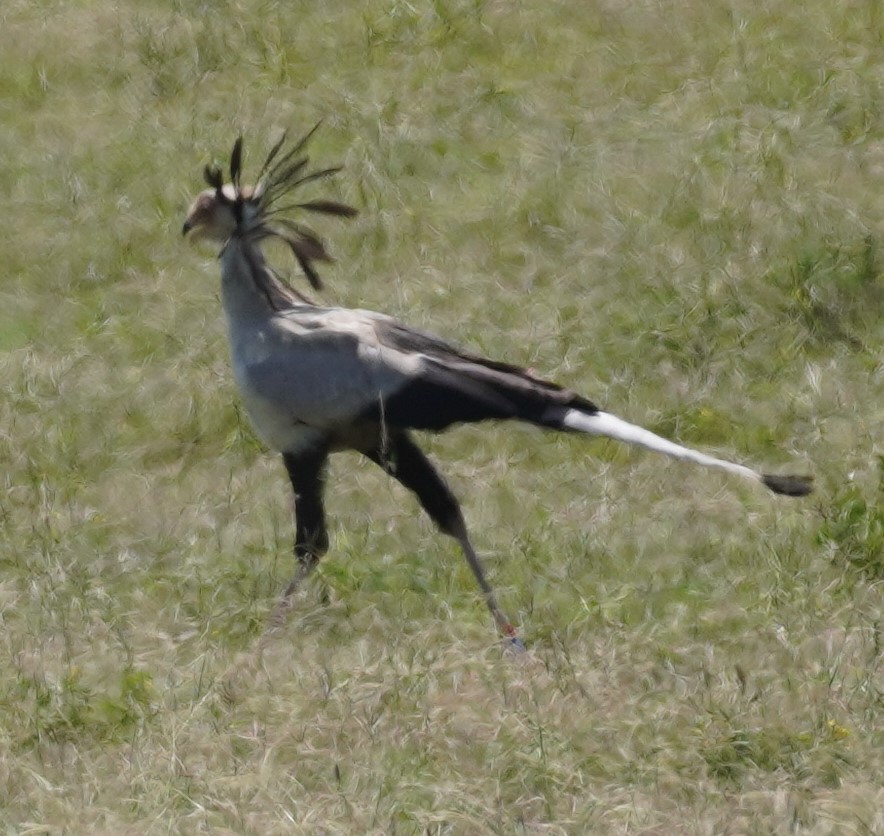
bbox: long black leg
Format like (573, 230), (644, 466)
(365, 431), (522, 647)
(263, 444), (329, 637)
(283, 445), (330, 576)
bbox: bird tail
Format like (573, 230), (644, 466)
(560, 407), (813, 497)
(376, 331), (813, 498)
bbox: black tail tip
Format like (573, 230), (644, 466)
(762, 473), (814, 497)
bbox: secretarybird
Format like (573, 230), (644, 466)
(182, 128), (813, 648)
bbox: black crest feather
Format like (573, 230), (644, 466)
(204, 164), (224, 191)
(256, 131), (289, 185)
(215, 125), (357, 300)
(230, 136), (244, 190)
(296, 200), (360, 218)
(203, 123), (358, 307)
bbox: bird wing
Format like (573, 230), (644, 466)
(366, 318), (599, 431)
(240, 305), (597, 435)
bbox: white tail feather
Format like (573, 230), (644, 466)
(563, 409), (762, 484)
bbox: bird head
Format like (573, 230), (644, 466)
(182, 183), (260, 241)
(182, 137), (256, 242)
(182, 129), (357, 288)
(182, 185), (235, 242)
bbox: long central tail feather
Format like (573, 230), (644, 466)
(561, 408), (813, 496)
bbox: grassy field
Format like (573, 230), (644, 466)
(1, 0), (882, 832)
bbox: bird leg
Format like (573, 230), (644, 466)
(264, 446), (330, 637)
(366, 432), (524, 649)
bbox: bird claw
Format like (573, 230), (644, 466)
(506, 634), (527, 654)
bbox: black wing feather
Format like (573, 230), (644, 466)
(363, 321), (598, 431)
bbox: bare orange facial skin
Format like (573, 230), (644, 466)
(182, 190), (237, 242)
(182, 191), (216, 237)
(183, 185), (256, 241)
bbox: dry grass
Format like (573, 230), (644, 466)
(1, 0), (882, 832)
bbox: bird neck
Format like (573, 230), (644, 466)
(220, 232), (313, 322)
(220, 235), (286, 319)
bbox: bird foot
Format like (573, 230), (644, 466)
(504, 633), (527, 654)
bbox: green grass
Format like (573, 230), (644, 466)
(1, 0), (882, 832)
